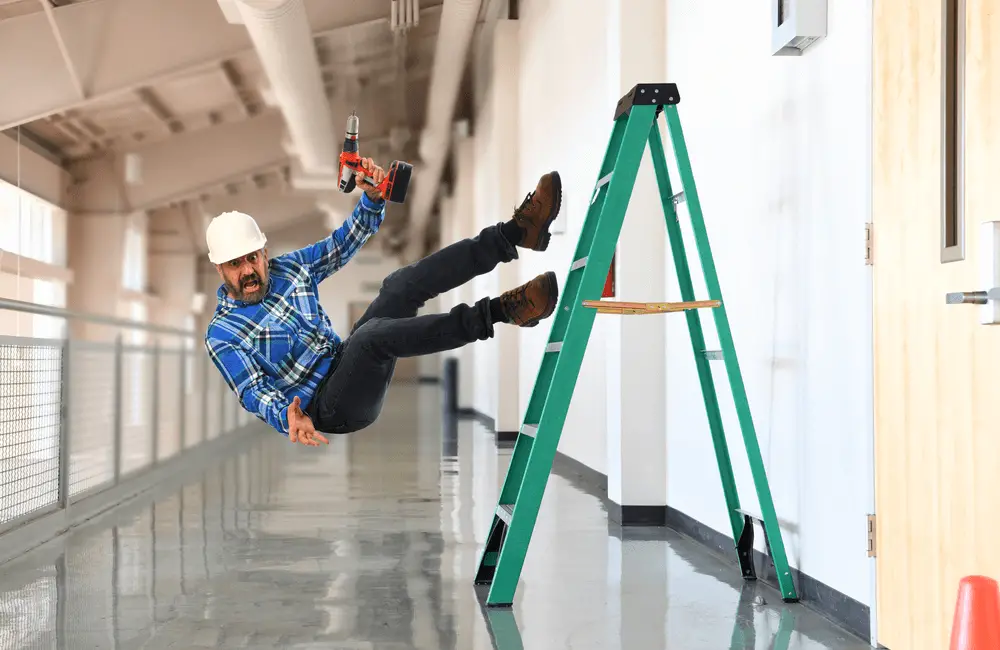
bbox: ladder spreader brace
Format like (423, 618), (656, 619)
(473, 82), (799, 606)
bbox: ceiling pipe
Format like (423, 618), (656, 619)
(228, 0), (339, 181)
(403, 0), (481, 263)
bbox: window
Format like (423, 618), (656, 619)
(32, 280), (66, 340)
(0, 178), (66, 266)
(941, 0), (966, 263)
(121, 214), (147, 293)
(0, 178), (68, 338)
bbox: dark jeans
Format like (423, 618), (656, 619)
(305, 222), (518, 434)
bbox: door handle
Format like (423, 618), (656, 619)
(946, 291), (989, 305)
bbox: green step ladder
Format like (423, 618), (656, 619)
(473, 82), (800, 607)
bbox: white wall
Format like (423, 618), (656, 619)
(510, 0), (621, 474)
(663, 0), (873, 605)
(457, 0), (874, 614)
(470, 95), (500, 421)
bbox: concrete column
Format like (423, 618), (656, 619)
(66, 211), (130, 341)
(493, 20), (522, 437)
(605, 0), (669, 524)
(148, 252), (197, 332)
(196, 259), (221, 336)
(452, 136), (477, 412)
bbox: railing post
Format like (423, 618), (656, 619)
(179, 349), (187, 451)
(151, 341), (160, 464)
(57, 338), (71, 509)
(113, 334), (123, 483)
(201, 354), (209, 443)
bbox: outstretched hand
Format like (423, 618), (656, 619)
(287, 396), (329, 447)
(355, 157), (386, 202)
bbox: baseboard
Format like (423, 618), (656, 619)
(457, 407), (496, 432)
(496, 430), (518, 443)
(608, 504), (668, 526)
(551, 448), (609, 504)
(665, 506), (870, 641)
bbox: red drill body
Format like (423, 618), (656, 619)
(337, 111), (412, 203)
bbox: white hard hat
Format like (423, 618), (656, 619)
(206, 211), (267, 264)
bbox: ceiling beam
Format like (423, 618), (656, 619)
(37, 0), (84, 100)
(136, 87), (183, 135)
(0, 0), (409, 130)
(66, 110), (288, 213)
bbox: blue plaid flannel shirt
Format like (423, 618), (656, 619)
(204, 193), (385, 436)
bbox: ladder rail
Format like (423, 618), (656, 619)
(664, 104), (797, 600)
(647, 119), (748, 553)
(484, 106), (657, 607)
(474, 112), (631, 596)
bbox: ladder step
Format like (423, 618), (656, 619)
(545, 342), (562, 353)
(570, 256), (588, 271)
(521, 424), (538, 438)
(703, 350), (723, 360)
(497, 504), (514, 524)
(735, 508), (763, 522)
(672, 190), (686, 205)
(591, 172), (614, 204)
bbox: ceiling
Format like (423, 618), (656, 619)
(0, 0), (500, 261)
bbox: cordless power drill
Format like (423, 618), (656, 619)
(338, 111), (412, 203)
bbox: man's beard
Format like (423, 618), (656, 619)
(228, 271), (268, 304)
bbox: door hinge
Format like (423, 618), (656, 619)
(865, 222), (873, 265)
(867, 513), (877, 557)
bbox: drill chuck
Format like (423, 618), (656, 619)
(343, 112), (360, 154)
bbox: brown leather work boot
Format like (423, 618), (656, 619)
(511, 171), (562, 251)
(498, 272), (559, 327)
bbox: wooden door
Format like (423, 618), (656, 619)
(873, 0), (1000, 647)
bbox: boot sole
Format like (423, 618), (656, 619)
(522, 271), (559, 327)
(535, 171), (562, 252)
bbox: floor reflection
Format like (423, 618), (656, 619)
(0, 384), (870, 649)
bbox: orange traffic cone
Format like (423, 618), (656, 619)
(950, 575), (1000, 650)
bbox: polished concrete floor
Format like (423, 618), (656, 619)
(0, 384), (871, 649)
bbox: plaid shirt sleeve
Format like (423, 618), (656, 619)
(205, 336), (291, 435)
(283, 192), (386, 284)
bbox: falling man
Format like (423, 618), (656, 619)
(204, 158), (563, 446)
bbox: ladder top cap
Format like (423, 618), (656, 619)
(615, 83), (680, 120)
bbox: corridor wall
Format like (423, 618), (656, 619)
(462, 0), (876, 637)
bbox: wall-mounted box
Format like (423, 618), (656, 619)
(771, 0), (828, 56)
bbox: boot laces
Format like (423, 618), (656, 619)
(513, 191), (535, 220)
(501, 282), (535, 315)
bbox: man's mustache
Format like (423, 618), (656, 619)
(240, 273), (261, 289)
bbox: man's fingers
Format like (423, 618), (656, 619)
(314, 431), (329, 445)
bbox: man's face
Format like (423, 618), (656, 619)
(216, 249), (269, 304)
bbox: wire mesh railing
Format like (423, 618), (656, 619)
(0, 297), (250, 535)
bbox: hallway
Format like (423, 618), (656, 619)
(0, 384), (869, 649)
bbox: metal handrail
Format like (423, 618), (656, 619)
(0, 296), (198, 338)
